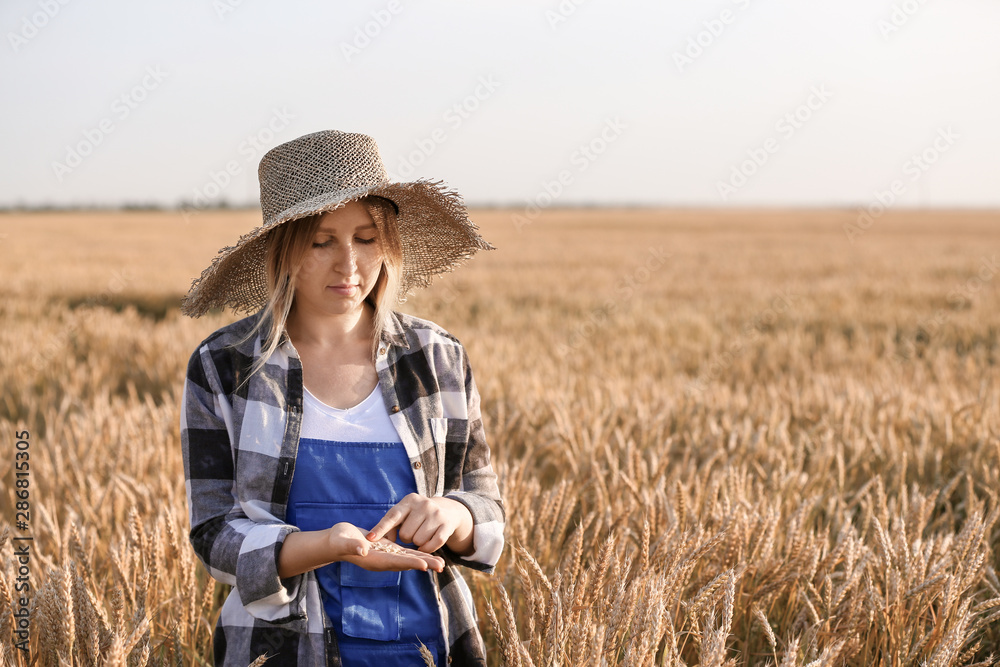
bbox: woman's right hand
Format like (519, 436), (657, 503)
(327, 522), (444, 573)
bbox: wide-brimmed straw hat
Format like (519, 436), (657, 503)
(180, 129), (494, 318)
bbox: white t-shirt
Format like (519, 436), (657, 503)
(301, 381), (402, 443)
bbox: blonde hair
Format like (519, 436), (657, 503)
(232, 196), (403, 391)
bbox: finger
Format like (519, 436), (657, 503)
(332, 522), (371, 558)
(356, 538), (369, 557)
(423, 553), (445, 572)
(413, 520), (444, 550)
(398, 512), (427, 545)
(379, 550), (436, 572)
(392, 545), (443, 572)
(348, 529), (372, 557)
(391, 553), (429, 571)
(350, 551), (426, 572)
(418, 525), (450, 555)
(367, 505), (409, 542)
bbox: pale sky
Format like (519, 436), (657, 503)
(2, 0), (999, 208)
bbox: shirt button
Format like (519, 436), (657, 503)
(378, 347), (386, 355)
(391, 405), (400, 413)
(413, 461), (422, 469)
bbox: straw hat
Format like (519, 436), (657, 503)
(180, 129), (494, 318)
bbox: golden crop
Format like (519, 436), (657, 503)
(0, 208), (998, 665)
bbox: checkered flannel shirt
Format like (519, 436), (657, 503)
(181, 307), (505, 666)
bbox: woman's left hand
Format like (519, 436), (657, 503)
(367, 494), (475, 556)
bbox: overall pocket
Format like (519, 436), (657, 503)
(340, 562), (402, 640)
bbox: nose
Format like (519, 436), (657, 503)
(331, 239), (358, 275)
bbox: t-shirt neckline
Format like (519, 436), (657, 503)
(303, 381), (381, 416)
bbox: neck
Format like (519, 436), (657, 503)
(285, 300), (376, 350)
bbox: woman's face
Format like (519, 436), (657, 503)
(292, 200), (383, 318)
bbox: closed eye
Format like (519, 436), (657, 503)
(312, 237), (377, 248)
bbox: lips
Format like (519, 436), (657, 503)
(327, 284), (358, 295)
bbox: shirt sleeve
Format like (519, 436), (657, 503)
(442, 346), (506, 573)
(181, 342), (308, 626)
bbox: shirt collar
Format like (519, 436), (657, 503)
(380, 310), (410, 350)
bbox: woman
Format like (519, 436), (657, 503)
(179, 130), (504, 666)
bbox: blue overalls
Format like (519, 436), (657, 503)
(286, 392), (446, 666)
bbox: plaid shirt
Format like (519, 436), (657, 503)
(181, 307), (505, 666)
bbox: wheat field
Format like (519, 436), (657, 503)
(1, 208), (998, 666)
